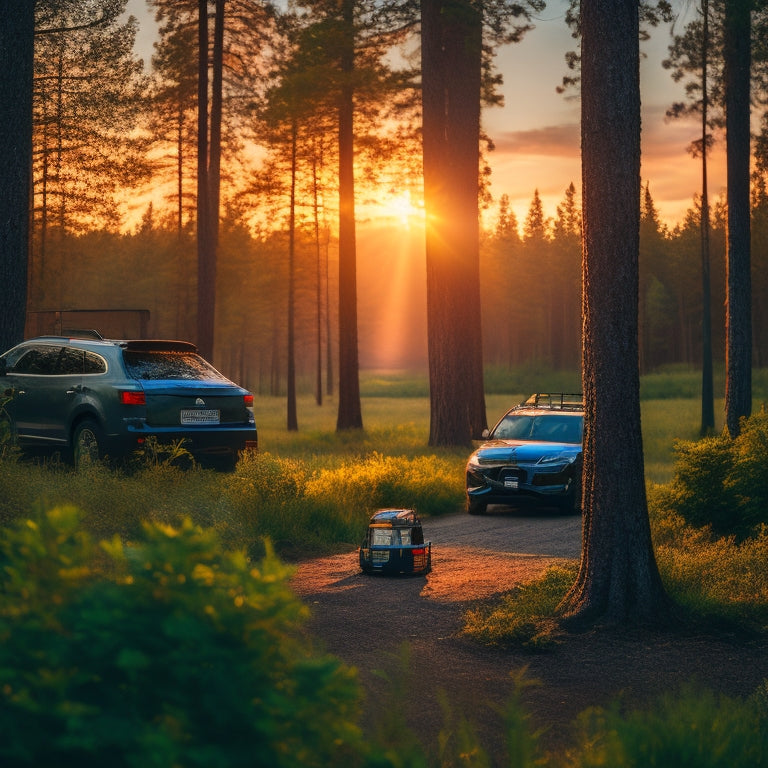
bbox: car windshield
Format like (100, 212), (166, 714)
(493, 414), (583, 444)
(122, 351), (229, 382)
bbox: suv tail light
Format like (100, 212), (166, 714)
(244, 394), (254, 408)
(120, 390), (146, 406)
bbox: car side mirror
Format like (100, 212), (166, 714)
(0, 359), (6, 377)
(481, 428), (489, 438)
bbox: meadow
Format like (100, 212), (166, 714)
(2, 368), (768, 766)
(3, 366), (767, 554)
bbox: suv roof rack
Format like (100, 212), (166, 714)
(62, 329), (104, 340)
(520, 393), (583, 411)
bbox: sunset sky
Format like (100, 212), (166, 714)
(121, 0), (729, 369)
(484, 0), (727, 231)
(127, 0), (722, 232)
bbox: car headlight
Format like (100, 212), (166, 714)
(537, 452), (577, 466)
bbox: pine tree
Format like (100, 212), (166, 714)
(0, 2), (35, 352)
(30, 0), (149, 307)
(558, 0), (671, 628)
(551, 182), (581, 369)
(723, 0), (752, 437)
(663, 0), (720, 432)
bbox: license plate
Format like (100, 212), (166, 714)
(504, 478), (519, 489)
(180, 409), (220, 425)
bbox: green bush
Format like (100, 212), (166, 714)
(218, 451), (359, 556)
(304, 451), (464, 519)
(666, 411), (768, 537)
(649, 511), (768, 630)
(568, 684), (768, 768)
(0, 507), (364, 768)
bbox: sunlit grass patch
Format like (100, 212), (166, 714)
(640, 398), (726, 484)
(304, 451), (465, 519)
(254, 395), (436, 459)
(462, 564), (579, 648)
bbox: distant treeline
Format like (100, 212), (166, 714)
(28, 178), (768, 394)
(481, 182), (768, 376)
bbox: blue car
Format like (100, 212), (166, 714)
(359, 509), (432, 575)
(465, 393), (583, 515)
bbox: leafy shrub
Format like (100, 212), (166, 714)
(666, 410), (768, 537)
(651, 517), (768, 630)
(218, 451), (356, 556)
(0, 507), (364, 768)
(568, 684), (768, 768)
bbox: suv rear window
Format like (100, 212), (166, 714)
(122, 351), (228, 381)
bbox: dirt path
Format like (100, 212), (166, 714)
(291, 509), (768, 763)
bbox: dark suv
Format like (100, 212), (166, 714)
(0, 335), (257, 468)
(465, 393), (583, 515)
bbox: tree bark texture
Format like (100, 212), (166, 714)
(336, 0), (363, 431)
(724, 0), (752, 438)
(0, 3), (34, 352)
(196, 0), (215, 361)
(421, 0), (487, 447)
(287, 119), (298, 431)
(700, 0), (715, 436)
(558, 0), (670, 627)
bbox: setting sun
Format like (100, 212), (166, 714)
(376, 191), (425, 228)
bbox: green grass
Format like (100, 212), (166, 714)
(4, 369), (768, 765)
(253, 389), (731, 486)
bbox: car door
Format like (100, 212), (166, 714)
(4, 343), (78, 447)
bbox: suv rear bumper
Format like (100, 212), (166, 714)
(109, 424), (258, 457)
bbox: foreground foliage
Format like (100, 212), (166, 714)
(0, 507), (363, 768)
(565, 683), (768, 768)
(1, 507), (767, 767)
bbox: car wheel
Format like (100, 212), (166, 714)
(466, 497), (487, 515)
(559, 480), (582, 515)
(72, 419), (105, 468)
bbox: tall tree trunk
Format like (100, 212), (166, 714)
(0, 2), (34, 351)
(287, 118), (298, 431)
(196, 0), (214, 360)
(558, 0), (670, 628)
(209, 0), (224, 253)
(177, 107), (184, 238)
(312, 149), (323, 407)
(700, 0), (715, 435)
(325, 236), (334, 397)
(421, 0), (486, 447)
(724, 0), (752, 438)
(336, 0), (363, 431)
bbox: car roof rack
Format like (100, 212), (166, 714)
(62, 329), (104, 340)
(520, 393), (584, 411)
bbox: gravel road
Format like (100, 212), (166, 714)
(291, 507), (583, 760)
(291, 508), (768, 764)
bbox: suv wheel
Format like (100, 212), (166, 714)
(466, 497), (487, 515)
(72, 419), (105, 467)
(558, 479), (582, 515)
